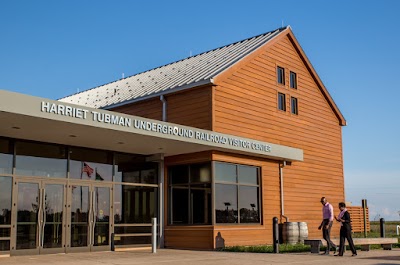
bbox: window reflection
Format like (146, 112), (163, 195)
(15, 141), (67, 178)
(114, 153), (157, 184)
(239, 186), (259, 223)
(168, 163), (211, 225)
(215, 184), (238, 223)
(0, 139), (13, 175)
(0, 177), (12, 225)
(69, 147), (112, 181)
(114, 185), (157, 224)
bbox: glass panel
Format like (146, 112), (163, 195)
(0, 177), (12, 225)
(114, 153), (157, 184)
(0, 240), (10, 251)
(291, 97), (298, 115)
(71, 185), (89, 247)
(190, 163), (211, 183)
(0, 139), (13, 175)
(114, 226), (151, 234)
(278, 93), (286, 111)
(277, 67), (285, 84)
(17, 182), (39, 250)
(69, 147), (113, 181)
(290, 71), (297, 89)
(15, 141), (67, 178)
(215, 184), (238, 223)
(0, 228), (10, 237)
(238, 165), (258, 185)
(114, 236), (151, 246)
(169, 165), (189, 184)
(214, 162), (236, 183)
(191, 184), (211, 224)
(43, 184), (64, 248)
(239, 186), (260, 223)
(171, 187), (188, 224)
(93, 187), (110, 246)
(114, 185), (157, 224)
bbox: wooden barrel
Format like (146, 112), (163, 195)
(282, 222), (299, 244)
(298, 222), (309, 243)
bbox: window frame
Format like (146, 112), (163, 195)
(291, 96), (298, 115)
(278, 92), (286, 111)
(277, 66), (285, 85)
(213, 162), (261, 225)
(290, 71), (297, 89)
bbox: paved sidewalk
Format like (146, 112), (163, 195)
(1, 249), (400, 265)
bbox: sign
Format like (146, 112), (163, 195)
(41, 101), (272, 153)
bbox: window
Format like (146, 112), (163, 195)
(290, 71), (297, 89)
(278, 93), (286, 111)
(168, 163), (211, 225)
(291, 97), (298, 115)
(0, 138), (13, 175)
(215, 162), (260, 224)
(277, 66), (285, 85)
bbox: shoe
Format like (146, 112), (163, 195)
(352, 253), (357, 257)
(334, 254), (343, 256)
(333, 246), (339, 254)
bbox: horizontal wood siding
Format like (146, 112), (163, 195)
(111, 97), (162, 120)
(212, 152), (280, 246)
(164, 226), (214, 249)
(347, 206), (370, 233)
(213, 34), (345, 242)
(167, 86), (212, 130)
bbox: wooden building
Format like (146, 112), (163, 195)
(0, 26), (345, 254)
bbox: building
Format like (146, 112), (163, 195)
(0, 26), (345, 255)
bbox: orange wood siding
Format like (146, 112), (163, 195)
(212, 152), (280, 247)
(167, 86), (213, 130)
(347, 206), (370, 233)
(111, 97), (162, 120)
(212, 34), (345, 243)
(164, 226), (214, 249)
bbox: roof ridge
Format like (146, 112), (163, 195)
(59, 26), (288, 100)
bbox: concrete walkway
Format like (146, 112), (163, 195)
(1, 249), (400, 265)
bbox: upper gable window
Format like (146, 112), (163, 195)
(277, 66), (285, 85)
(291, 97), (298, 115)
(290, 71), (297, 89)
(278, 93), (286, 111)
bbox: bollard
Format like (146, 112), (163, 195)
(273, 217), (279, 253)
(152, 217), (157, 254)
(380, 218), (385, 238)
(111, 232), (115, 251)
(362, 199), (368, 237)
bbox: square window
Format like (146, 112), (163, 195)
(291, 97), (298, 115)
(277, 66), (285, 85)
(278, 93), (286, 111)
(290, 71), (297, 89)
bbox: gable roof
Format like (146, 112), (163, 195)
(59, 26), (346, 126)
(59, 27), (287, 109)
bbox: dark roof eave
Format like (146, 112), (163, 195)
(102, 78), (214, 110)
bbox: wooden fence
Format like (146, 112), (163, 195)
(347, 206), (370, 233)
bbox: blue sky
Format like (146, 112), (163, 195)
(1, 1), (399, 220)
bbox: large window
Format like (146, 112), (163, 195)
(114, 153), (157, 184)
(69, 147), (113, 181)
(168, 163), (211, 225)
(0, 138), (13, 175)
(215, 162), (260, 224)
(15, 141), (67, 178)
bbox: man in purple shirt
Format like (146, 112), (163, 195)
(318, 197), (338, 255)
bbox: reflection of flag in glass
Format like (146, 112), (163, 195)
(95, 171), (104, 181)
(82, 162), (94, 178)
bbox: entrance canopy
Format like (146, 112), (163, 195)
(0, 90), (303, 161)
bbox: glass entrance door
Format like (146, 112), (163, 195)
(67, 183), (111, 253)
(11, 179), (67, 255)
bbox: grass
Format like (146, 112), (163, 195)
(221, 221), (400, 253)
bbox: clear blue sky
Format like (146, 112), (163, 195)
(1, 0), (399, 220)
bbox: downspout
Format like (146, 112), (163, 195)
(160, 95), (167, 122)
(280, 161), (289, 222)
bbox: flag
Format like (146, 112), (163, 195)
(82, 162), (94, 178)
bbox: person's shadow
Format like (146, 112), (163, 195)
(215, 232), (225, 249)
